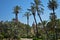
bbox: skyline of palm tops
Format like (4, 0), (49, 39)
(10, 0), (59, 25)
(0, 0), (60, 26)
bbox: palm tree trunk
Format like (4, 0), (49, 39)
(37, 8), (44, 27)
(38, 13), (48, 40)
(53, 7), (55, 13)
(27, 16), (29, 25)
(33, 14), (38, 38)
(37, 13), (44, 28)
(16, 13), (18, 23)
(27, 17), (29, 37)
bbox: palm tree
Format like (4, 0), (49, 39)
(48, 0), (58, 22)
(34, 0), (49, 39)
(48, 0), (58, 13)
(23, 12), (31, 25)
(28, 3), (38, 38)
(13, 5), (21, 23)
(48, 0), (58, 40)
(48, 0), (58, 24)
(23, 12), (31, 37)
(34, 0), (44, 28)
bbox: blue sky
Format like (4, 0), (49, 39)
(0, 0), (60, 26)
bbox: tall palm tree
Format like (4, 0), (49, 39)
(48, 0), (58, 24)
(28, 3), (38, 38)
(23, 12), (31, 25)
(34, 0), (49, 39)
(34, 0), (44, 27)
(13, 5), (21, 23)
(48, 0), (58, 23)
(48, 0), (58, 40)
(23, 12), (31, 37)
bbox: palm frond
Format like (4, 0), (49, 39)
(13, 5), (21, 13)
(48, 0), (58, 10)
(23, 12), (31, 17)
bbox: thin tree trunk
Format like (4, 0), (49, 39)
(27, 17), (29, 37)
(53, 5), (55, 13)
(16, 13), (18, 23)
(38, 13), (48, 40)
(27, 16), (29, 25)
(33, 14), (38, 38)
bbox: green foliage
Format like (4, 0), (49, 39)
(33, 37), (42, 40)
(0, 21), (32, 39)
(13, 5), (21, 13)
(0, 34), (4, 39)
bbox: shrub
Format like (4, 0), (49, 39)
(33, 37), (41, 40)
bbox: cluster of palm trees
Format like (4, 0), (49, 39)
(13, 0), (58, 39)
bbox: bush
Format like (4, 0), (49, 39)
(33, 37), (41, 40)
(21, 35), (33, 38)
(0, 34), (4, 39)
